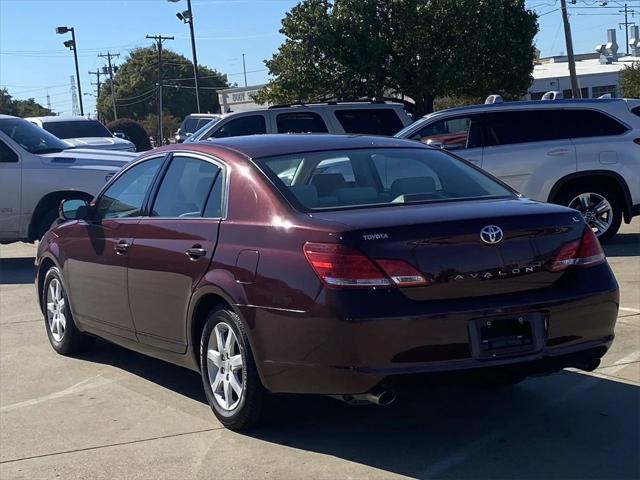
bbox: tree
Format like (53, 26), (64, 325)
(106, 118), (152, 152)
(0, 88), (54, 117)
(620, 62), (640, 98)
(97, 47), (228, 123)
(255, 0), (538, 115)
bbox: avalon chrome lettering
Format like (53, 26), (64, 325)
(451, 262), (543, 281)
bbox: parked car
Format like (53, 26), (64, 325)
(175, 113), (221, 143)
(395, 98), (640, 242)
(185, 101), (413, 142)
(0, 115), (135, 243)
(27, 116), (136, 152)
(36, 134), (618, 430)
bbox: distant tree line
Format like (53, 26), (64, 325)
(0, 88), (55, 117)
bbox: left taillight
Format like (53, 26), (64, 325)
(303, 242), (428, 289)
(550, 227), (606, 272)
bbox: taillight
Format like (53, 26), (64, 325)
(303, 242), (428, 288)
(550, 227), (605, 272)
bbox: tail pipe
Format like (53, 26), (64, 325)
(329, 387), (397, 406)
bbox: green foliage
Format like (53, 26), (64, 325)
(97, 47), (228, 123)
(106, 118), (152, 152)
(256, 0), (538, 115)
(140, 113), (181, 145)
(0, 88), (54, 117)
(620, 62), (640, 98)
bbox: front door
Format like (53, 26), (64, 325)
(127, 154), (225, 352)
(65, 156), (164, 340)
(0, 137), (22, 238)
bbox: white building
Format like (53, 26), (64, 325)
(218, 84), (267, 113)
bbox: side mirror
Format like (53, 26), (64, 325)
(425, 139), (444, 148)
(59, 199), (89, 221)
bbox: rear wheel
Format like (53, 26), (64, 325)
(43, 267), (95, 355)
(200, 307), (268, 430)
(556, 184), (622, 243)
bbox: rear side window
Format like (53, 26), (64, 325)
(564, 109), (628, 137)
(276, 112), (328, 133)
(334, 109), (404, 136)
(151, 157), (220, 218)
(259, 148), (513, 211)
(484, 110), (573, 146)
(211, 115), (266, 138)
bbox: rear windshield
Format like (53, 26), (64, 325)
(42, 120), (112, 139)
(259, 148), (513, 211)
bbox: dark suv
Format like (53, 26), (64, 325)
(37, 135), (618, 430)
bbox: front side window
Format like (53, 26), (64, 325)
(151, 156), (220, 218)
(0, 139), (18, 163)
(276, 112), (328, 133)
(211, 115), (267, 138)
(259, 148), (513, 211)
(0, 117), (70, 154)
(334, 108), (404, 136)
(411, 116), (480, 150)
(97, 158), (163, 220)
(42, 120), (112, 139)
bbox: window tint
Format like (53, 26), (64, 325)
(0, 140), (18, 162)
(151, 157), (219, 218)
(276, 112), (328, 133)
(211, 115), (266, 138)
(259, 148), (512, 211)
(564, 109), (628, 137)
(632, 106), (640, 117)
(483, 110), (573, 146)
(335, 109), (404, 136)
(411, 116), (481, 150)
(97, 158), (163, 220)
(203, 172), (225, 218)
(182, 117), (199, 134)
(42, 120), (112, 139)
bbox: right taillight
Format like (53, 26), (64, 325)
(303, 242), (428, 288)
(550, 227), (606, 272)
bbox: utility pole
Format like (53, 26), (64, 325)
(619, 4), (637, 55)
(98, 52), (119, 120)
(88, 69), (102, 121)
(242, 53), (248, 88)
(560, 0), (581, 98)
(46, 89), (51, 112)
(146, 35), (174, 145)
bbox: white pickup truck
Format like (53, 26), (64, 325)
(0, 115), (136, 243)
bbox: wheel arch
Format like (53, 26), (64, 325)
(28, 190), (94, 241)
(36, 255), (61, 316)
(547, 170), (633, 223)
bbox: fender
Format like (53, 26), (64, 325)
(548, 170), (634, 223)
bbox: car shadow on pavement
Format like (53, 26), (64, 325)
(0, 257), (36, 285)
(80, 339), (639, 479)
(603, 232), (640, 258)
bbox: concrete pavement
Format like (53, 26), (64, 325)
(1, 220), (638, 479)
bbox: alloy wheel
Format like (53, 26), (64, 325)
(568, 192), (613, 237)
(206, 322), (245, 411)
(46, 278), (66, 342)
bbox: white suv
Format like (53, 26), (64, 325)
(396, 99), (640, 242)
(186, 102), (413, 142)
(0, 115), (135, 243)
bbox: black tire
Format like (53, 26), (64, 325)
(200, 307), (268, 430)
(42, 266), (95, 355)
(555, 183), (622, 244)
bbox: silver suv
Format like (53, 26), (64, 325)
(396, 99), (640, 242)
(186, 102), (413, 142)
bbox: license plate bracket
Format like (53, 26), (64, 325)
(469, 313), (546, 359)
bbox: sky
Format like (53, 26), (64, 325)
(0, 0), (637, 116)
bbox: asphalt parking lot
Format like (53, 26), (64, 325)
(1, 220), (638, 480)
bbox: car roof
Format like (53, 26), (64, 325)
(191, 134), (423, 159)
(26, 116), (95, 123)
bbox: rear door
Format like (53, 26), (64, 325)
(480, 109), (577, 198)
(406, 114), (484, 166)
(127, 153), (225, 352)
(0, 136), (22, 237)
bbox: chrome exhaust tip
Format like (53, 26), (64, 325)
(329, 387), (397, 406)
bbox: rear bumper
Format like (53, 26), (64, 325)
(241, 263), (619, 395)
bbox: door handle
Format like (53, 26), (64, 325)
(114, 240), (129, 254)
(547, 148), (570, 156)
(186, 245), (207, 260)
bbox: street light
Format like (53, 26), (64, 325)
(56, 26), (84, 115)
(168, 0), (201, 112)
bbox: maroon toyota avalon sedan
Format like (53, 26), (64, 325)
(36, 135), (618, 429)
